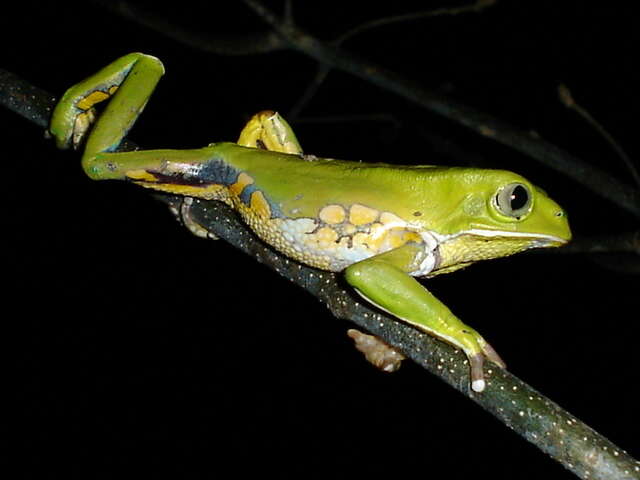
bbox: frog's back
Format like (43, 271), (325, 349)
(215, 142), (438, 218)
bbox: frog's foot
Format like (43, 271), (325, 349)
(468, 354), (487, 392)
(69, 107), (98, 150)
(170, 197), (218, 240)
(45, 105), (97, 150)
(479, 337), (506, 369)
(347, 329), (406, 373)
(237, 111), (303, 154)
(468, 337), (506, 393)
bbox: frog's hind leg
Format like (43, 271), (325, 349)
(48, 53), (165, 174)
(175, 110), (306, 240)
(237, 111), (303, 154)
(347, 329), (406, 372)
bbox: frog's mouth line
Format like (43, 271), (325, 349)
(462, 229), (570, 247)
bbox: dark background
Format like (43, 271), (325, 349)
(2, 1), (638, 478)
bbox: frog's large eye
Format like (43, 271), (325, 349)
(495, 183), (532, 219)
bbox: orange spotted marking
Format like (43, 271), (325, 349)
(314, 226), (339, 246)
(319, 205), (346, 224)
(135, 182), (227, 200)
(349, 204), (380, 225)
(250, 191), (272, 219)
(77, 90), (111, 110)
(380, 211), (405, 225)
(126, 169), (159, 182)
(229, 172), (255, 196)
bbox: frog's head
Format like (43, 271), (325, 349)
(427, 169), (571, 274)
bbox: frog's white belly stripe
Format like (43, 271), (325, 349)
(273, 216), (441, 273)
(275, 217), (374, 270)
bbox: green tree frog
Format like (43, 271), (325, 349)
(48, 53), (571, 392)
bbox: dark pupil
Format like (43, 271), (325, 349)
(510, 185), (528, 210)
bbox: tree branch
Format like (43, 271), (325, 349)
(335, 0), (497, 44)
(93, 0), (286, 55)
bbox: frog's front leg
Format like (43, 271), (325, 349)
(344, 243), (505, 393)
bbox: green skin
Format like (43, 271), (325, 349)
(49, 53), (572, 393)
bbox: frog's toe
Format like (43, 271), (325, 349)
(469, 353), (486, 392)
(71, 107), (97, 149)
(177, 197), (218, 240)
(479, 337), (506, 369)
(468, 336), (506, 392)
